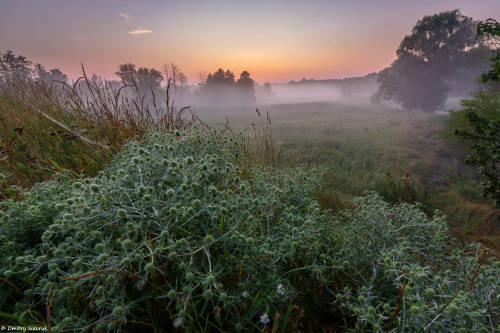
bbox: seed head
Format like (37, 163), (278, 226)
(117, 209), (127, 218)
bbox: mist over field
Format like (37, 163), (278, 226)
(0, 1), (499, 332)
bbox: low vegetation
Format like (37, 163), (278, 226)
(0, 74), (197, 200)
(199, 101), (499, 251)
(0, 129), (498, 332)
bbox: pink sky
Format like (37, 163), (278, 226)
(1, 0), (499, 83)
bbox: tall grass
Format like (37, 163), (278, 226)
(0, 71), (199, 199)
(242, 109), (283, 167)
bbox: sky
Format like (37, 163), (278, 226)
(0, 0), (499, 83)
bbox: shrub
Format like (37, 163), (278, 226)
(0, 129), (497, 331)
(450, 90), (500, 206)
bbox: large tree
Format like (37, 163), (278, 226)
(376, 10), (486, 112)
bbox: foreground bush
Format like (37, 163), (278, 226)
(0, 129), (498, 332)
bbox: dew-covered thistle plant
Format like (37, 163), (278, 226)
(0, 129), (498, 332)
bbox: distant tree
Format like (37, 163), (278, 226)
(205, 68), (236, 89)
(197, 71), (207, 87)
(163, 63), (188, 93)
(90, 74), (101, 85)
(0, 50), (33, 81)
(34, 63), (68, 84)
(197, 68), (257, 105)
(257, 82), (275, 103)
(116, 63), (163, 95)
(136, 67), (163, 90)
(262, 82), (274, 98)
(376, 10), (487, 112)
(236, 71), (256, 103)
(263, 82), (272, 94)
(236, 71), (254, 89)
(115, 63), (137, 85)
(177, 72), (187, 90)
(451, 18), (500, 206)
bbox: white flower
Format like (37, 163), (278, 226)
(276, 283), (285, 296)
(242, 291), (247, 298)
(260, 313), (270, 325)
(173, 317), (183, 328)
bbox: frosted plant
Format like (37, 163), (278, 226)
(0, 129), (497, 331)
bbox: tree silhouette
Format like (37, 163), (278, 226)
(205, 68), (236, 88)
(198, 68), (256, 105)
(116, 63), (163, 96)
(0, 50), (33, 81)
(163, 63), (188, 93)
(236, 71), (256, 103)
(35, 63), (68, 83)
(376, 10), (488, 112)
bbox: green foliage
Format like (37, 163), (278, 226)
(451, 18), (500, 207)
(215, 101), (497, 247)
(0, 129), (497, 331)
(450, 90), (500, 128)
(336, 195), (498, 332)
(477, 19), (500, 83)
(451, 93), (500, 206)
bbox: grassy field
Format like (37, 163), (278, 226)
(0, 91), (498, 331)
(196, 99), (499, 251)
(1, 86), (497, 250)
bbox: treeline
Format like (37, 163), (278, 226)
(0, 52), (261, 106)
(0, 50), (68, 84)
(198, 68), (256, 104)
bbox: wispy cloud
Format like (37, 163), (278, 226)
(118, 11), (132, 20)
(118, 11), (151, 36)
(128, 28), (152, 35)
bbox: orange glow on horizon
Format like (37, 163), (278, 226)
(3, 0), (496, 84)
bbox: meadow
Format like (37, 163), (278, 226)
(0, 83), (498, 331)
(197, 99), (499, 251)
